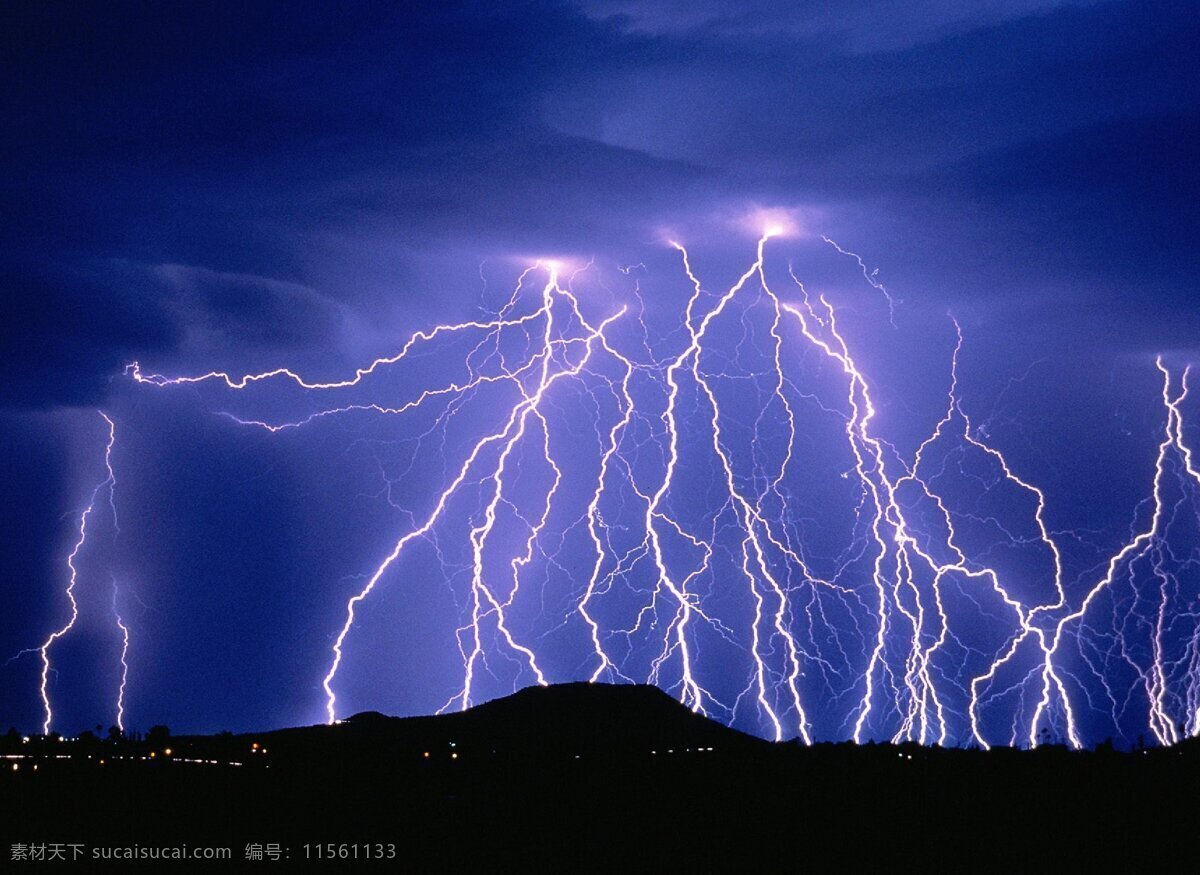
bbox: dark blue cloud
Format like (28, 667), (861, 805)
(4, 0), (1194, 411)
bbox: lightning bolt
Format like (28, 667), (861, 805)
(120, 234), (1199, 750)
(112, 579), (130, 734)
(37, 411), (123, 734)
(1041, 359), (1200, 747)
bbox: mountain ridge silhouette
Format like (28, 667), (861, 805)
(248, 682), (768, 764)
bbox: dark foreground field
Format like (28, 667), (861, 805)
(2, 684), (1197, 869)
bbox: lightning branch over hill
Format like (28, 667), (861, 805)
(103, 233), (1200, 748)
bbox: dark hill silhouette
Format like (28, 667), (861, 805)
(4, 682), (1200, 869)
(249, 683), (764, 767)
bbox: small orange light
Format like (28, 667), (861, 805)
(450, 752), (458, 760)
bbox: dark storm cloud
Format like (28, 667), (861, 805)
(1, 1), (705, 409)
(0, 266), (177, 409)
(545, 0), (1200, 368)
(3, 0), (1195, 411)
(573, 0), (1106, 51)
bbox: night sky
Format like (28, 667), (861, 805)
(2, 1), (1198, 744)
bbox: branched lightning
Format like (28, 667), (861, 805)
(86, 233), (1200, 749)
(34, 412), (127, 734)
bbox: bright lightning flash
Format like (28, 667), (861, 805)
(109, 233), (1200, 750)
